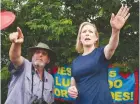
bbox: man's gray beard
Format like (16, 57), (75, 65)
(32, 61), (46, 69)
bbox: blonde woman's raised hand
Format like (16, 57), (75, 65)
(110, 5), (130, 31)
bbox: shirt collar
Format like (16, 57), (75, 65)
(25, 65), (49, 82)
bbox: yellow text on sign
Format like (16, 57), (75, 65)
(55, 77), (71, 87)
(111, 92), (133, 101)
(54, 88), (69, 98)
(57, 67), (71, 76)
(109, 80), (123, 89)
(109, 70), (117, 77)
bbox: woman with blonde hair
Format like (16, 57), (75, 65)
(68, 5), (130, 104)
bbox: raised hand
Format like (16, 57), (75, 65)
(9, 27), (24, 43)
(110, 5), (130, 31)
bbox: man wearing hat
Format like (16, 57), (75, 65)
(5, 27), (56, 104)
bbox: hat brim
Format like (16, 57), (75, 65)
(28, 47), (56, 68)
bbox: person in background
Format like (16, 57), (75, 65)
(5, 27), (56, 104)
(68, 5), (130, 104)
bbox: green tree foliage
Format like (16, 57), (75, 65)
(0, 67), (11, 104)
(2, 0), (77, 67)
(63, 0), (139, 68)
(1, 0), (139, 67)
(1, 0), (139, 103)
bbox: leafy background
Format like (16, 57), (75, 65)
(1, 0), (139, 103)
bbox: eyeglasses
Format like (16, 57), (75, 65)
(34, 50), (48, 56)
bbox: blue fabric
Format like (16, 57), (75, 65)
(5, 58), (54, 104)
(72, 46), (113, 104)
(108, 67), (135, 103)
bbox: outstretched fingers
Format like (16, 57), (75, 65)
(116, 5), (124, 16)
(120, 5), (128, 16)
(17, 27), (24, 38)
(16, 27), (24, 43)
(124, 13), (130, 21)
(122, 6), (130, 18)
(116, 4), (130, 21)
(117, 5), (130, 16)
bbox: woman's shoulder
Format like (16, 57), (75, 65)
(94, 46), (106, 54)
(72, 56), (80, 63)
(97, 46), (105, 51)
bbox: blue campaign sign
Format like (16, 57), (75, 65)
(53, 66), (135, 103)
(52, 66), (75, 101)
(108, 67), (135, 104)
